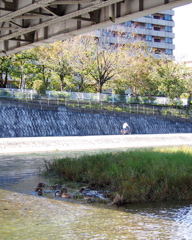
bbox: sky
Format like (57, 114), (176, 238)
(173, 3), (192, 62)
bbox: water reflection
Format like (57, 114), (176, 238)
(0, 151), (192, 240)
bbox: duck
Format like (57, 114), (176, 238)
(83, 194), (96, 203)
(79, 187), (90, 194)
(37, 182), (45, 187)
(35, 187), (42, 192)
(55, 190), (62, 197)
(83, 194), (92, 200)
(37, 188), (43, 196)
(61, 192), (71, 198)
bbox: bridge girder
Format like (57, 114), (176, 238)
(0, 0), (191, 56)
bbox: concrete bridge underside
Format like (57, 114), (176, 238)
(0, 0), (192, 56)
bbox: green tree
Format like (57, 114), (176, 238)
(35, 41), (73, 91)
(156, 59), (192, 99)
(0, 55), (13, 88)
(9, 51), (39, 89)
(116, 41), (159, 97)
(33, 80), (46, 94)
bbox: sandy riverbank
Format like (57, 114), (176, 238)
(0, 133), (191, 154)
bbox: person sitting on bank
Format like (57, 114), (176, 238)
(123, 122), (130, 131)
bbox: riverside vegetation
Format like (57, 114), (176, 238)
(44, 147), (192, 205)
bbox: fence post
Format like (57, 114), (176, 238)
(97, 92), (100, 102)
(11, 89), (15, 99)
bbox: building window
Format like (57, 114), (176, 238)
(163, 14), (172, 21)
(154, 27), (161, 31)
(165, 26), (172, 32)
(146, 23), (152, 29)
(165, 49), (172, 55)
(125, 33), (130, 38)
(165, 37), (172, 44)
(102, 30), (110, 36)
(154, 38), (161, 43)
(125, 21), (132, 27)
(145, 35), (152, 41)
(154, 15), (161, 19)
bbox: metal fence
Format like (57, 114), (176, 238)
(63, 100), (192, 120)
(0, 88), (191, 120)
(0, 88), (189, 106)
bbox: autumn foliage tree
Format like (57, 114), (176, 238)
(71, 34), (120, 93)
(116, 41), (159, 97)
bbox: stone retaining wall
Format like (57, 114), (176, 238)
(0, 103), (191, 138)
(2, 98), (190, 123)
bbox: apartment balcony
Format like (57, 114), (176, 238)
(147, 41), (175, 50)
(104, 26), (175, 39)
(100, 36), (124, 44)
(99, 36), (175, 51)
(132, 28), (175, 38)
(133, 17), (175, 27)
(154, 53), (175, 60)
(160, 9), (174, 15)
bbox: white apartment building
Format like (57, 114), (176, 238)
(95, 10), (175, 60)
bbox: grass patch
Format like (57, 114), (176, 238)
(44, 147), (192, 204)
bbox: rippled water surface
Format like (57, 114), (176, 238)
(0, 150), (192, 240)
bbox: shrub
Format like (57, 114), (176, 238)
(0, 89), (11, 97)
(33, 80), (46, 94)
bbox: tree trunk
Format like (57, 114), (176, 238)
(132, 87), (137, 96)
(0, 72), (4, 88)
(97, 81), (103, 93)
(59, 74), (66, 91)
(0, 72), (8, 88)
(3, 72), (8, 88)
(19, 75), (22, 89)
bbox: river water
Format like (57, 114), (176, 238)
(0, 150), (192, 240)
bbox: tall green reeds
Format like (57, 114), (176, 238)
(45, 147), (192, 203)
